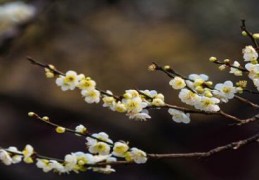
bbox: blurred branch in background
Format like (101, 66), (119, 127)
(0, 0), (259, 180)
(0, 0), (56, 54)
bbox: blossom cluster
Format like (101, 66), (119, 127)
(0, 145), (33, 166)
(167, 74), (236, 123)
(103, 89), (165, 120)
(0, 120), (148, 174)
(42, 43), (259, 125)
(243, 46), (259, 91)
(86, 131), (147, 164)
(169, 73), (238, 110)
(164, 46), (259, 123)
(49, 68), (165, 121)
(210, 45), (259, 91)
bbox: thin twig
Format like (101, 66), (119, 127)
(29, 112), (114, 146)
(4, 131), (259, 166)
(234, 95), (259, 109)
(28, 57), (121, 100)
(153, 62), (259, 109)
(213, 61), (248, 72)
(27, 57), (64, 76)
(162, 103), (243, 122)
(148, 131), (259, 159)
(240, 19), (259, 51)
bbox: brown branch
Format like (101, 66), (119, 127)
(155, 103), (259, 124)
(236, 114), (259, 126)
(88, 131), (259, 166)
(234, 95), (259, 109)
(27, 57), (64, 76)
(4, 131), (259, 167)
(148, 131), (259, 159)
(151, 62), (196, 93)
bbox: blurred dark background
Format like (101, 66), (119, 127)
(0, 0), (259, 179)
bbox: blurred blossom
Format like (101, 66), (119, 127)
(0, 1), (36, 35)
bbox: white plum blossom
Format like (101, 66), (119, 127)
(253, 79), (259, 91)
(0, 149), (12, 165)
(112, 142), (129, 157)
(91, 165), (116, 174)
(77, 76), (96, 90)
(48, 160), (65, 174)
(89, 142), (111, 155)
(106, 156), (117, 163)
(22, 144), (34, 163)
(169, 76), (186, 90)
(102, 90), (116, 108)
(112, 101), (127, 113)
(218, 64), (226, 71)
(168, 108), (190, 124)
(6, 147), (22, 164)
(123, 96), (148, 114)
(194, 96), (220, 112)
(125, 148), (147, 164)
(179, 88), (200, 106)
(245, 63), (259, 79)
(75, 124), (87, 135)
(64, 153), (78, 172)
(86, 132), (113, 155)
(56, 71), (81, 91)
(92, 154), (111, 163)
(73, 152), (94, 165)
(189, 74), (209, 82)
(127, 110), (151, 121)
(242, 45), (258, 62)
(36, 159), (52, 173)
(151, 98), (165, 106)
(140, 90), (165, 106)
(91, 132), (113, 144)
(81, 89), (100, 103)
(140, 90), (159, 98)
(213, 81), (237, 103)
(186, 74), (210, 94)
(229, 61), (243, 76)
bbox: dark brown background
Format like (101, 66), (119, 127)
(0, 0), (259, 179)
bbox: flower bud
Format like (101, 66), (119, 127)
(148, 64), (156, 71)
(56, 126), (66, 133)
(241, 31), (247, 36)
(28, 112), (35, 117)
(209, 56), (217, 62)
(223, 59), (230, 63)
(218, 65), (226, 71)
(204, 81), (213, 87)
(164, 65), (171, 70)
(236, 87), (243, 94)
(42, 116), (49, 121)
(252, 33), (259, 39)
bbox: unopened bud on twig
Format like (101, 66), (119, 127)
(56, 126), (66, 133)
(209, 56), (217, 62)
(252, 33), (259, 39)
(241, 31), (247, 36)
(28, 112), (35, 117)
(42, 116), (49, 121)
